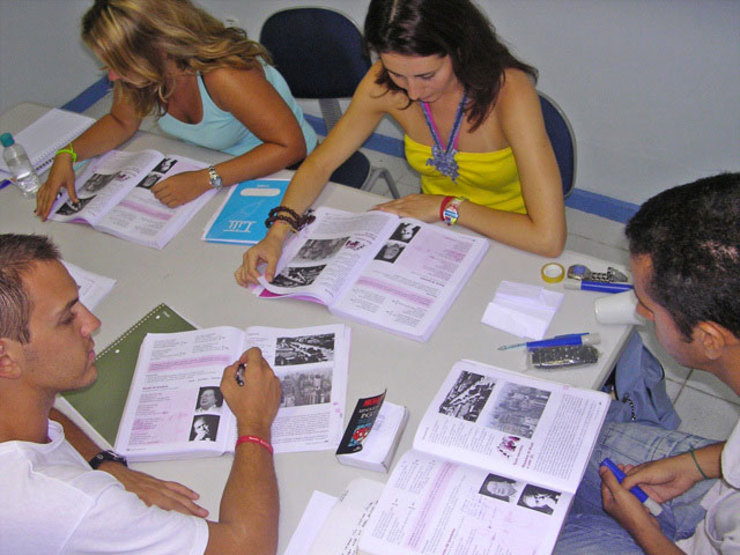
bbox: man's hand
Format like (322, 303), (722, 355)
(621, 454), (701, 503)
(101, 462), (209, 517)
(600, 465), (683, 554)
(220, 347), (281, 439)
(151, 170), (211, 207)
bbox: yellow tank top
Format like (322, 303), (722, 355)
(404, 134), (526, 214)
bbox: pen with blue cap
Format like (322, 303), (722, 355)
(497, 332), (600, 351)
(565, 279), (633, 294)
(601, 457), (663, 516)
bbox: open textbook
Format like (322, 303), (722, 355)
(358, 359), (610, 555)
(254, 207), (489, 342)
(114, 324), (350, 461)
(48, 149), (216, 249)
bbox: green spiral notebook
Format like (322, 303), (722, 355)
(63, 303), (196, 445)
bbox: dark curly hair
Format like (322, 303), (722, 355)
(626, 173), (740, 340)
(364, 0), (537, 131)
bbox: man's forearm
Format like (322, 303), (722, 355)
(207, 436), (279, 554)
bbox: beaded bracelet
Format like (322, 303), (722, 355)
(236, 434), (274, 454)
(265, 213), (299, 233)
(265, 206), (316, 232)
(689, 447), (709, 480)
(55, 143), (77, 164)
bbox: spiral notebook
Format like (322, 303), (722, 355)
(63, 303), (196, 444)
(0, 108), (95, 177)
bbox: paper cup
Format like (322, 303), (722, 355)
(594, 289), (645, 325)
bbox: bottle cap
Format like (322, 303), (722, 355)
(0, 133), (15, 148)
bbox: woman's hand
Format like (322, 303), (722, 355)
(374, 193), (444, 223)
(35, 155), (77, 221)
(151, 170), (211, 207)
(234, 225), (289, 286)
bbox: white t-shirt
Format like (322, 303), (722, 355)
(676, 418), (740, 554)
(0, 421), (209, 554)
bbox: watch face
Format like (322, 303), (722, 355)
(208, 167), (222, 188)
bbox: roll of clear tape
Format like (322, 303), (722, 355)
(541, 262), (565, 283)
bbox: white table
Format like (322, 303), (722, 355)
(1, 103), (632, 552)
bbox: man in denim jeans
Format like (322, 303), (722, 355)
(556, 173), (739, 554)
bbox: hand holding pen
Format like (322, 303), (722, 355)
(601, 458), (663, 516)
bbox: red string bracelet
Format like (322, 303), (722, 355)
(236, 435), (274, 454)
(439, 196), (454, 222)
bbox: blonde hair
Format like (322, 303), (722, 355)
(82, 0), (271, 117)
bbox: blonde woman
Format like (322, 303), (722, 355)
(36, 0), (317, 220)
(236, 0), (565, 286)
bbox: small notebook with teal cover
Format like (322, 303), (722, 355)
(203, 178), (289, 244)
(63, 303), (195, 444)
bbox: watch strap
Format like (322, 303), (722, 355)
(89, 449), (128, 469)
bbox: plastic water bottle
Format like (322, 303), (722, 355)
(1, 132), (41, 197)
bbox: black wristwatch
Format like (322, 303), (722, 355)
(89, 450), (128, 470)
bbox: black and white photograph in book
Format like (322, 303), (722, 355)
(294, 237), (349, 262)
(438, 371), (496, 423)
(373, 242), (405, 263)
(487, 383), (551, 439)
(271, 264), (326, 288)
(280, 369), (333, 407)
(479, 473), (524, 503)
(389, 222), (421, 243)
(153, 157), (177, 173)
(516, 484), (561, 515)
(194, 386), (223, 413)
(274, 333), (336, 366)
(189, 414), (219, 442)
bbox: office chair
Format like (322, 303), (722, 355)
(538, 91), (577, 198)
(260, 7), (401, 198)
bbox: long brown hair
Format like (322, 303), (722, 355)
(82, 0), (271, 117)
(364, 0), (537, 131)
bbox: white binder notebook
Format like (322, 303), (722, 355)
(0, 108), (95, 176)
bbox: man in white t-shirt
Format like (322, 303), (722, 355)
(555, 173), (740, 553)
(0, 234), (282, 553)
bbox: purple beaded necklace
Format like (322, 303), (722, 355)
(420, 91), (467, 182)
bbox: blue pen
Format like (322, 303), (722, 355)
(600, 458), (662, 516)
(565, 279), (633, 294)
(0, 179), (11, 190)
(497, 332), (600, 351)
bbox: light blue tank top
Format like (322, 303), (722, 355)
(158, 64), (317, 157)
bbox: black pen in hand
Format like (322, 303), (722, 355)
(236, 363), (245, 386)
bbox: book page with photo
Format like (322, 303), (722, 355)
(48, 150), (216, 248)
(358, 359), (610, 555)
(114, 324), (350, 461)
(256, 207), (488, 341)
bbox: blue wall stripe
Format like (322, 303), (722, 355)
(62, 79), (638, 224)
(61, 76), (111, 114)
(565, 190), (639, 224)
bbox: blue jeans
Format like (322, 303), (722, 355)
(554, 422), (717, 554)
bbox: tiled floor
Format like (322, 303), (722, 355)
(84, 95), (739, 442)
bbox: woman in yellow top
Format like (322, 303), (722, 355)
(236, 0), (566, 286)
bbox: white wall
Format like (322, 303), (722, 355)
(1, 0), (738, 205)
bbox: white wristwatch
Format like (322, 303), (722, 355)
(207, 166), (223, 189)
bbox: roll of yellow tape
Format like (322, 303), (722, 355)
(541, 262), (565, 283)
